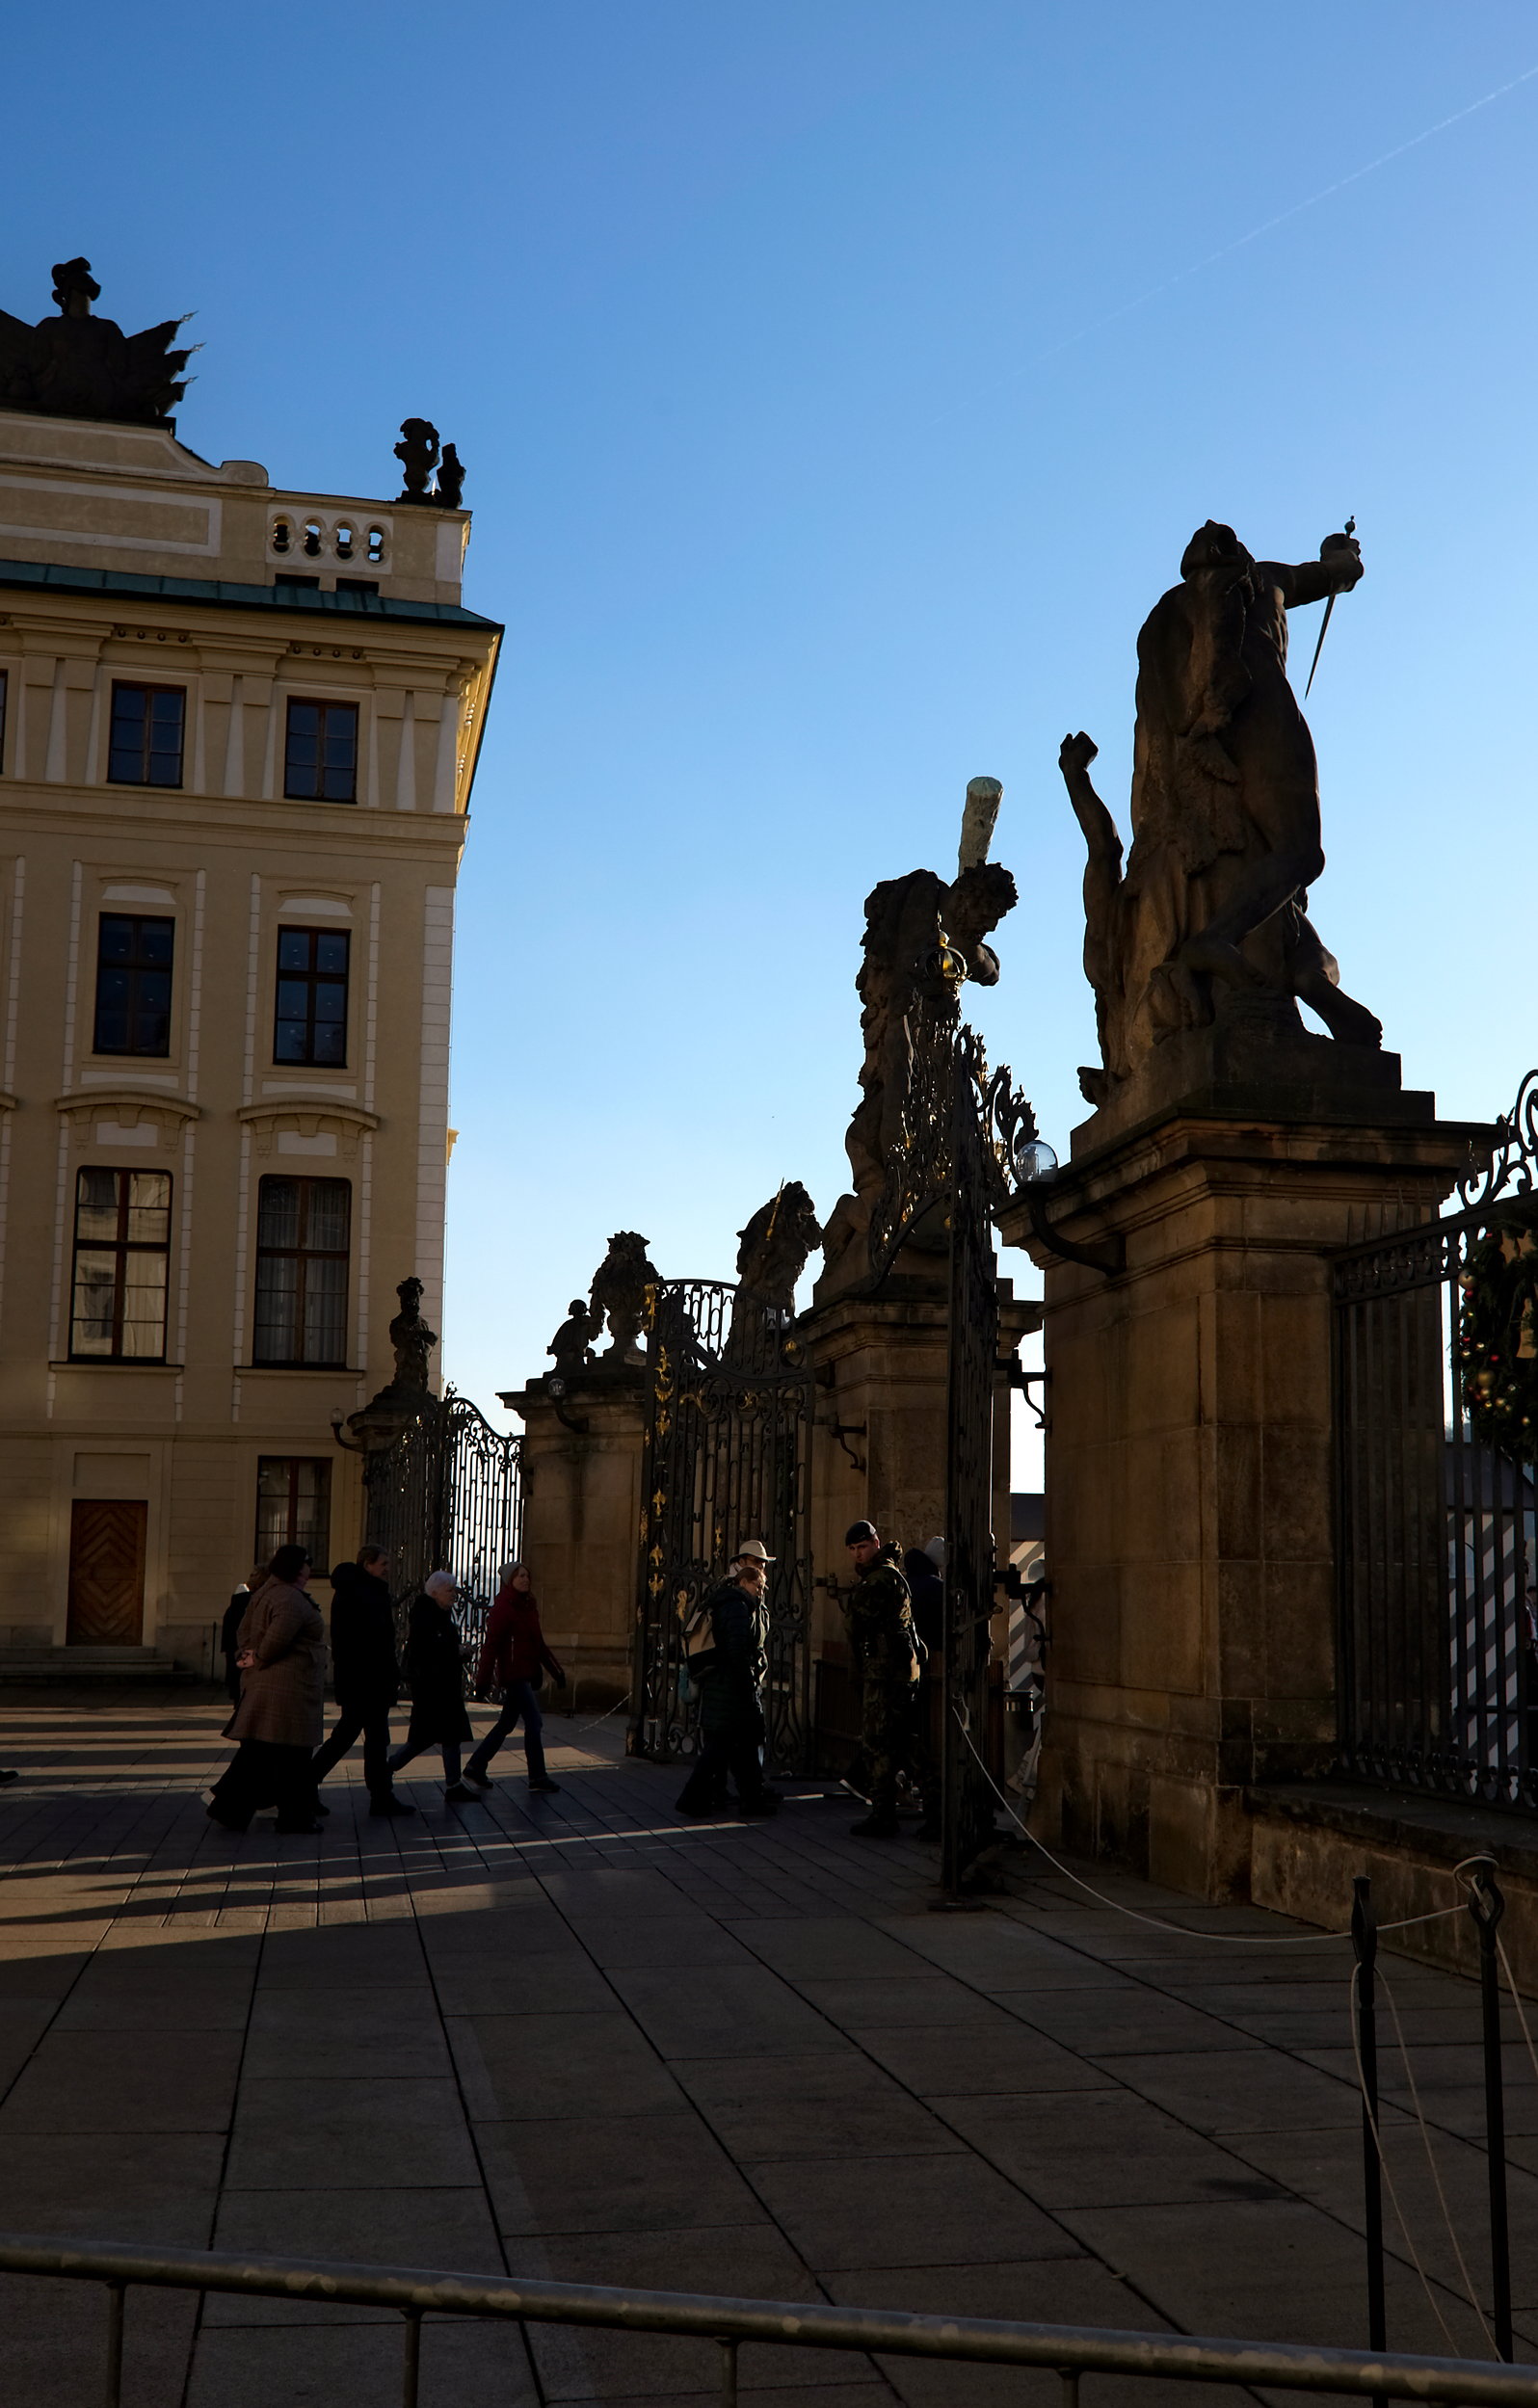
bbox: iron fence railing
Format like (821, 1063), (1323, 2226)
(4, 2233), (1536, 2408)
(1333, 1072), (1538, 1812)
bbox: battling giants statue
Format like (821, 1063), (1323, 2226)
(817, 776), (1018, 1298)
(1060, 521), (1379, 1108)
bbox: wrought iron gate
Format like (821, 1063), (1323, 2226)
(630, 1279), (815, 1775)
(862, 992), (1045, 1890)
(1334, 1071), (1538, 1812)
(363, 1387), (523, 1651)
(942, 1046), (1003, 1890)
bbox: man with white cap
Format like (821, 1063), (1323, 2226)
(676, 1540), (778, 1819)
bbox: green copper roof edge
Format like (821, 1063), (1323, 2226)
(0, 557), (501, 632)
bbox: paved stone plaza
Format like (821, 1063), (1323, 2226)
(0, 1703), (1533, 2406)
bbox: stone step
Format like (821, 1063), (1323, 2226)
(0, 1646), (198, 1683)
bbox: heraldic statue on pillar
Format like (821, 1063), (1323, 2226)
(1060, 521), (1380, 1112)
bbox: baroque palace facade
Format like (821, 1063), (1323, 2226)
(0, 284), (500, 1672)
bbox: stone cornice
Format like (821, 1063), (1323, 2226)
(0, 788), (469, 848)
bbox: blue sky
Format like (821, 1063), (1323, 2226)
(6, 5), (1537, 1432)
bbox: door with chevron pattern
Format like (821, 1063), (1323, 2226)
(66, 1501), (146, 1646)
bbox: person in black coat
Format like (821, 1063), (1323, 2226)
(903, 1543), (944, 1656)
(311, 1546), (414, 1817)
(385, 1573), (479, 1804)
(676, 1543), (777, 1820)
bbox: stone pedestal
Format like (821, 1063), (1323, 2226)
(800, 1269), (1038, 1660)
(998, 1055), (1482, 1901)
(499, 1366), (646, 1707)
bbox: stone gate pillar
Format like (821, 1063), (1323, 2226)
(499, 1365), (645, 1708)
(998, 1033), (1481, 1901)
(800, 1273), (1038, 1659)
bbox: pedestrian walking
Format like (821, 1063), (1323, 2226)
(675, 1541), (778, 1819)
(462, 1563), (564, 1796)
(206, 1544), (328, 1834)
(844, 1520), (940, 1839)
(311, 1546), (415, 1817)
(221, 1566), (264, 1705)
(386, 1572), (478, 1804)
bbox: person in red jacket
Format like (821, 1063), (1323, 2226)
(462, 1563), (565, 1795)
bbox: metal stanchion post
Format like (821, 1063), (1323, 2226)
(103, 2279), (125, 2408)
(1351, 1874), (1387, 2352)
(1467, 1857), (1514, 2361)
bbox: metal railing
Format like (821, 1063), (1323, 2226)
(3, 2233), (1536, 2408)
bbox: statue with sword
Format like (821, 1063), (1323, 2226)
(1059, 516), (1377, 1108)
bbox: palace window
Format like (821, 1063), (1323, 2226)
(283, 699), (358, 803)
(108, 683), (185, 787)
(69, 1168), (172, 1361)
(93, 913), (173, 1057)
(274, 926), (350, 1066)
(254, 1456), (331, 1569)
(253, 1176), (350, 1366)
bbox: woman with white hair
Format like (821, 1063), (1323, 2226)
(385, 1572), (479, 1804)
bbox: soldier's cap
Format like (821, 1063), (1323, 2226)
(732, 1538), (776, 1564)
(845, 1519), (879, 1547)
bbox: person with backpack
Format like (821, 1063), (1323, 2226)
(675, 1541), (777, 1819)
(461, 1562), (564, 1796)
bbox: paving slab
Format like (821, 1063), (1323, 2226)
(225, 2073), (482, 2186)
(936, 2087), (1290, 2210)
(675, 2049), (965, 2161)
(745, 2149), (1083, 2271)
(482, 2108), (771, 2236)
(611, 1961), (847, 2057)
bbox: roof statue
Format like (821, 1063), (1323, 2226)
(395, 418), (440, 501)
(0, 259), (193, 425)
(1061, 520), (1379, 1110)
(435, 443), (465, 508)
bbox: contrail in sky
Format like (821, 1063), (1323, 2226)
(1026, 61), (1538, 371)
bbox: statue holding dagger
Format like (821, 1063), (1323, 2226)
(1059, 517), (1378, 1106)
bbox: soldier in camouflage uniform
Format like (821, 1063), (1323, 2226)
(843, 1519), (941, 1839)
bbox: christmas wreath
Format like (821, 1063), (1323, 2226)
(1456, 1212), (1538, 1460)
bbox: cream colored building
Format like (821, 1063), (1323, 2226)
(0, 402), (500, 1672)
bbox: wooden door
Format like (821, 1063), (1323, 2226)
(66, 1501), (146, 1646)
